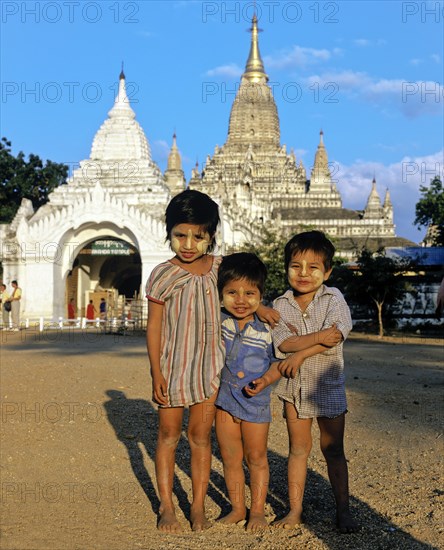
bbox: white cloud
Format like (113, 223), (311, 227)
(304, 71), (444, 117)
(354, 39), (370, 47)
(205, 46), (339, 79)
(334, 151), (444, 242)
(206, 64), (243, 78)
(353, 38), (386, 47)
(264, 46), (334, 70)
(431, 53), (441, 64)
(151, 139), (170, 161)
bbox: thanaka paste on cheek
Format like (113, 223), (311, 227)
(288, 267), (297, 284)
(171, 237), (180, 253)
(223, 288), (259, 310)
(223, 293), (236, 307)
(196, 233), (210, 254)
(311, 268), (324, 285)
(288, 265), (324, 286)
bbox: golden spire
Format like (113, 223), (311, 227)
(243, 15), (268, 83)
(167, 133), (182, 171)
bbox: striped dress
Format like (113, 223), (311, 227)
(145, 256), (224, 407)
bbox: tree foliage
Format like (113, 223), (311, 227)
(343, 248), (415, 337)
(414, 175), (444, 246)
(0, 138), (68, 223)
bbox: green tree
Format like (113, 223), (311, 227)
(344, 248), (415, 337)
(414, 175), (444, 246)
(0, 138), (68, 223)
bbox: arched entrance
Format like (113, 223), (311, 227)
(65, 237), (141, 320)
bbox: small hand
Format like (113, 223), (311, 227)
(257, 305), (280, 328)
(152, 373), (168, 406)
(278, 354), (304, 378)
(319, 324), (342, 347)
(244, 377), (268, 396)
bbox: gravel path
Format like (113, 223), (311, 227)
(1, 329), (443, 549)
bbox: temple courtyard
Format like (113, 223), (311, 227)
(1, 328), (443, 549)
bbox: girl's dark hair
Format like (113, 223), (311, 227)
(284, 231), (335, 271)
(217, 253), (267, 297)
(165, 190), (220, 252)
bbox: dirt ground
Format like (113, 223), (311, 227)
(1, 327), (443, 550)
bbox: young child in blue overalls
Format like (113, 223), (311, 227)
(215, 252), (283, 532)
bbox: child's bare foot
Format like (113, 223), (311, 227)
(273, 510), (303, 529)
(157, 508), (183, 533)
(190, 507), (211, 531)
(246, 512), (268, 532)
(218, 509), (246, 525)
(337, 509), (360, 534)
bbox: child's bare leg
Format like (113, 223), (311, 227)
(215, 408), (246, 524)
(318, 414), (359, 533)
(156, 407), (184, 533)
(187, 394), (217, 531)
(274, 402), (312, 529)
(242, 421), (270, 532)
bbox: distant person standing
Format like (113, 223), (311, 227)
(9, 280), (22, 331)
(1, 284), (11, 329)
(68, 298), (76, 323)
(99, 298), (107, 321)
(86, 300), (96, 321)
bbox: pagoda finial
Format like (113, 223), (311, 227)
(384, 187), (393, 207)
(167, 133), (182, 171)
(109, 66), (135, 119)
(243, 14), (268, 83)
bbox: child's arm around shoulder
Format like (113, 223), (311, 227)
(256, 302), (280, 328)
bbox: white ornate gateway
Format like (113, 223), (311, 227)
(0, 71), (178, 319)
(0, 18), (414, 321)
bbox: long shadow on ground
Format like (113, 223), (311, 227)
(103, 390), (438, 550)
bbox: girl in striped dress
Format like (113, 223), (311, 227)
(146, 190), (224, 533)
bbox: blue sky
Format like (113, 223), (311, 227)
(1, 0), (443, 243)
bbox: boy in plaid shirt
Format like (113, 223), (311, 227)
(271, 231), (359, 533)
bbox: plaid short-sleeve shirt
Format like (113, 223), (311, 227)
(272, 285), (352, 418)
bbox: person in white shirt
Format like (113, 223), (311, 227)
(9, 280), (22, 331)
